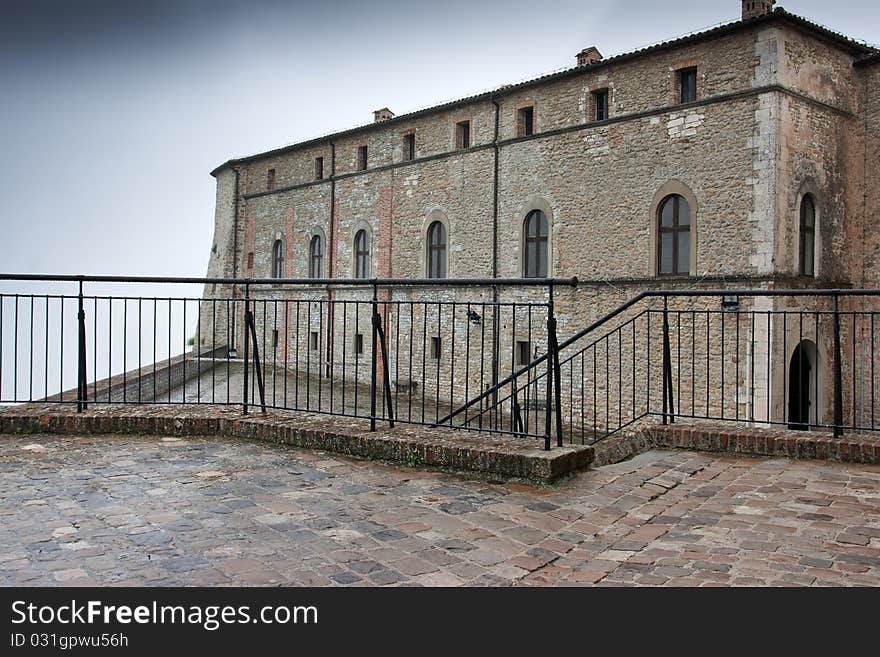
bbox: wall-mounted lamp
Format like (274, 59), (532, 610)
(721, 295), (739, 311)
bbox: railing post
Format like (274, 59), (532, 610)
(833, 293), (843, 437)
(76, 278), (87, 413)
(370, 281), (378, 432)
(242, 283), (250, 415)
(661, 295), (675, 425)
(543, 284), (555, 451)
(374, 291), (395, 428)
(548, 281), (564, 447)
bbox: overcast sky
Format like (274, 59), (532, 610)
(2, 0), (878, 281)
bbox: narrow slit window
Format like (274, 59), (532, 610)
(403, 133), (415, 161)
(272, 330), (279, 349)
(309, 235), (323, 278)
(431, 336), (441, 360)
(455, 120), (471, 149)
(310, 331), (319, 351)
(517, 341), (531, 367)
(315, 157), (324, 180)
(267, 168), (276, 190)
(593, 89), (609, 121)
(357, 145), (368, 171)
(355, 333), (364, 355)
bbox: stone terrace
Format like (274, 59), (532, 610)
(1, 432), (879, 586)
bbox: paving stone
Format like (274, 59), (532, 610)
(2, 432), (880, 587)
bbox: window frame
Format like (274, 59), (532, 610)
(266, 168), (276, 191)
(657, 194), (691, 277)
(516, 106), (535, 137)
(315, 157), (324, 181)
(678, 67), (698, 104)
(272, 239), (285, 279)
(455, 120), (471, 149)
(308, 234), (324, 279)
(592, 88), (609, 121)
(426, 220), (447, 279)
(799, 194), (816, 277)
(522, 209), (549, 278)
(403, 132), (416, 162)
(356, 145), (368, 171)
(354, 228), (370, 279)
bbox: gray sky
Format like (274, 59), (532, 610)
(1, 0), (878, 279)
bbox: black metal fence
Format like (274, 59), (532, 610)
(2, 275), (879, 450)
(0, 275), (575, 449)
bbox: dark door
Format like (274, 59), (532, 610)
(788, 344), (812, 430)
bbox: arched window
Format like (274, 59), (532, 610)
(309, 235), (323, 279)
(523, 210), (548, 278)
(799, 195), (816, 277)
(657, 195), (690, 276)
(426, 221), (447, 278)
(272, 239), (284, 278)
(354, 229), (370, 278)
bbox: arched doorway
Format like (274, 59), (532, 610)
(788, 341), (815, 430)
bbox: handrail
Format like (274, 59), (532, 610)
(0, 274), (580, 288)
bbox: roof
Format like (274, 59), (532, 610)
(856, 52), (880, 67)
(211, 8), (877, 176)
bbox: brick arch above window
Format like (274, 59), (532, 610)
(649, 181), (698, 277)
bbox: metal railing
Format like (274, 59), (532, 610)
(441, 288), (880, 445)
(2, 275), (879, 449)
(0, 274), (576, 448)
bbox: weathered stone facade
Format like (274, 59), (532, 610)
(200, 4), (879, 433)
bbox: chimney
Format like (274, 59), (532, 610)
(373, 107), (395, 123)
(576, 47), (603, 67)
(741, 0), (776, 20)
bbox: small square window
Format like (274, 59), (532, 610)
(357, 145), (368, 171)
(516, 341), (531, 367)
(455, 120), (471, 149)
(315, 157), (324, 180)
(310, 331), (319, 351)
(516, 106), (534, 137)
(592, 89), (609, 121)
(355, 333), (364, 355)
(431, 336), (441, 360)
(678, 67), (698, 104)
(403, 133), (415, 161)
(266, 168), (276, 191)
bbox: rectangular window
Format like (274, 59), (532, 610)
(272, 330), (279, 349)
(516, 341), (531, 367)
(516, 106), (534, 137)
(310, 331), (319, 351)
(247, 252), (254, 269)
(403, 133), (415, 161)
(431, 336), (441, 360)
(355, 333), (364, 355)
(267, 168), (276, 191)
(593, 89), (609, 121)
(678, 67), (698, 104)
(315, 157), (324, 180)
(455, 120), (471, 149)
(357, 145), (368, 171)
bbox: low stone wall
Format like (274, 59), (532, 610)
(0, 406), (593, 484)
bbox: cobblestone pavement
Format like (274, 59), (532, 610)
(1, 433), (879, 587)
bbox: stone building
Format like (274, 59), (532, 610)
(199, 1), (880, 437)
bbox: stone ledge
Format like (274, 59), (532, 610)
(589, 422), (880, 466)
(651, 424), (880, 464)
(0, 405), (593, 484)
